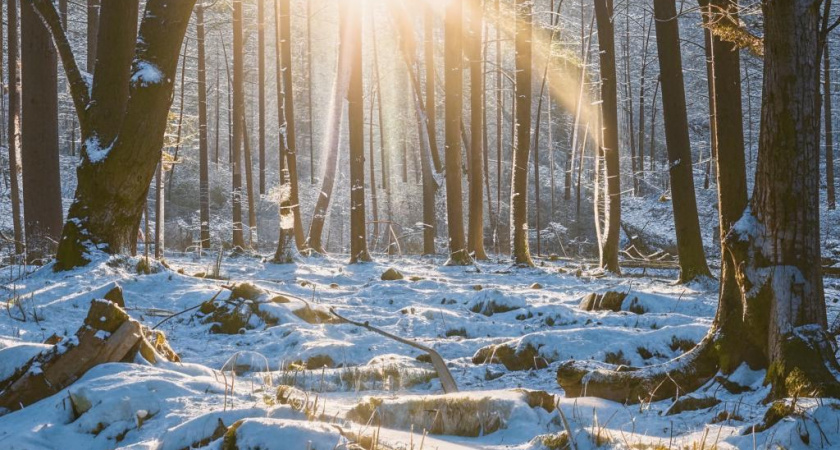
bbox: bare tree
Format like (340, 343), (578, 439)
(6, 0), (22, 255)
(467, 0), (487, 260)
(347, 0), (371, 264)
(231, 0), (245, 248)
(197, 3), (211, 249)
(510, 0), (534, 267)
(652, 0), (711, 282)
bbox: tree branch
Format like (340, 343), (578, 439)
(28, 0), (90, 126)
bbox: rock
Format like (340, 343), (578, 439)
(665, 396), (720, 415)
(579, 291), (628, 312)
(472, 285), (483, 291)
(381, 268), (404, 281)
(530, 283), (543, 290)
(472, 343), (550, 371)
(229, 282), (265, 301)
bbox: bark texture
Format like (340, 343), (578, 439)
(510, 0), (534, 267)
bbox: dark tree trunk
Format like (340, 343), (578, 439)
(347, 0), (370, 264)
(31, 0), (198, 270)
(231, 0), (245, 248)
(242, 118), (257, 246)
(279, 0), (306, 250)
(825, 39), (835, 210)
(593, 0), (620, 273)
(443, 0), (470, 266)
(652, 0), (711, 282)
(197, 4), (210, 249)
(467, 0), (486, 260)
(21, 1), (63, 261)
(86, 0), (99, 74)
(6, 0), (22, 255)
(307, 0), (315, 185)
(700, 1), (717, 191)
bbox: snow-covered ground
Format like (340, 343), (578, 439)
(1, 253), (839, 449)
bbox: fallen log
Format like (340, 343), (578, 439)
(0, 298), (176, 413)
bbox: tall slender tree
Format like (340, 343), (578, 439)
(510, 0), (534, 267)
(197, 3), (210, 249)
(347, 0), (370, 263)
(467, 0), (486, 260)
(425, 4), (442, 173)
(825, 37), (835, 210)
(593, 0), (620, 273)
(21, 1), (63, 261)
(231, 0), (245, 248)
(6, 0), (22, 255)
(652, 0), (711, 282)
(272, 0), (293, 263)
(279, 0), (306, 249)
(258, 0), (266, 195)
(443, 0), (470, 265)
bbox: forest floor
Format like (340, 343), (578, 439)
(1, 252), (840, 449)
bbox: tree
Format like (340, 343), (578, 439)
(258, 0), (266, 196)
(87, 0), (99, 73)
(559, 0), (840, 403)
(272, 0), (293, 263)
(510, 0), (534, 267)
(196, 3), (211, 249)
(6, 0), (22, 255)
(347, 0), (371, 264)
(231, 0), (245, 248)
(467, 0), (487, 260)
(26, 0), (197, 270)
(279, 0), (306, 250)
(825, 36), (835, 210)
(425, 4), (442, 173)
(443, 0), (470, 266)
(652, 0), (711, 282)
(21, 1), (63, 261)
(593, 0), (620, 273)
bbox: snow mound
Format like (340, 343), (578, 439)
(468, 289), (528, 316)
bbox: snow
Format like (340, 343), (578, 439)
(131, 61), (165, 88)
(0, 254), (839, 449)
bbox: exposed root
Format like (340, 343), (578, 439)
(556, 334), (719, 404)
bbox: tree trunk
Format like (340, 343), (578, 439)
(87, 0), (99, 74)
(306, 4), (350, 254)
(6, 0), (22, 255)
(347, 0), (370, 264)
(825, 38), (835, 210)
(307, 0), (315, 185)
(231, 0), (245, 248)
(37, 0), (198, 270)
(509, 0), (534, 267)
(279, 0), (306, 250)
(21, 1), (63, 262)
(154, 161), (164, 259)
(467, 0), (486, 260)
(700, 1), (717, 191)
(652, 0), (711, 282)
(558, 0), (840, 404)
(443, 0), (470, 266)
(258, 0), (266, 195)
(593, 0), (620, 273)
(272, 0), (293, 263)
(197, 4), (211, 249)
(425, 5), (442, 173)
(242, 118), (257, 246)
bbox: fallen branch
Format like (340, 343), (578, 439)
(329, 307), (458, 394)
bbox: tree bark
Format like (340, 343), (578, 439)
(6, 0), (23, 255)
(197, 4), (211, 249)
(86, 0), (99, 74)
(593, 0), (620, 273)
(347, 0), (370, 264)
(272, 0), (293, 263)
(652, 0), (711, 282)
(443, 0), (470, 266)
(467, 0), (486, 260)
(21, 1), (63, 262)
